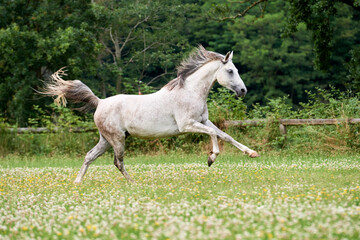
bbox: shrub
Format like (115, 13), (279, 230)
(0, 88), (359, 157)
(232, 88), (360, 154)
(207, 88), (247, 124)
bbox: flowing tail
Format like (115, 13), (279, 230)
(41, 68), (100, 112)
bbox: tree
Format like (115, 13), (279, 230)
(209, 0), (360, 91)
(92, 0), (190, 96)
(347, 47), (360, 92)
(225, 1), (326, 106)
(0, 0), (101, 125)
(284, 0), (360, 70)
(0, 0), (193, 126)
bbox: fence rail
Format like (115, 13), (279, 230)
(224, 118), (360, 135)
(4, 118), (360, 135)
(5, 127), (97, 134)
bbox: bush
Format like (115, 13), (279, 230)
(0, 88), (359, 157)
(230, 87), (360, 154)
(0, 104), (98, 156)
(207, 88), (247, 125)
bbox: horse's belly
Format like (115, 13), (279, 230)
(125, 116), (180, 138)
(127, 124), (180, 139)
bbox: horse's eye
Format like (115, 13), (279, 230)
(227, 69), (233, 74)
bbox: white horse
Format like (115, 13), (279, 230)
(43, 46), (259, 183)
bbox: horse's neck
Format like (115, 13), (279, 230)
(184, 61), (221, 99)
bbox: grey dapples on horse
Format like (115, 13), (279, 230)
(42, 46), (259, 183)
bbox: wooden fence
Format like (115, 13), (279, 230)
(5, 127), (97, 134)
(224, 118), (360, 135)
(4, 118), (360, 135)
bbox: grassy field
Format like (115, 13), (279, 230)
(0, 152), (360, 239)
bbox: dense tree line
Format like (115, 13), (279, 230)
(0, 0), (359, 126)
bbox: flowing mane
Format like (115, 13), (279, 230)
(164, 45), (224, 90)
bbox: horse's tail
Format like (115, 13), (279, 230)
(41, 68), (100, 112)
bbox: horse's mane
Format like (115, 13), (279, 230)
(164, 45), (224, 91)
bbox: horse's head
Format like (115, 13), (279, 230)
(215, 51), (247, 98)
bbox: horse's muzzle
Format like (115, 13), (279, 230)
(233, 86), (247, 98)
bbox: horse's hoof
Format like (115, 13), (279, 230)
(208, 156), (214, 167)
(249, 151), (260, 158)
(73, 180), (82, 184)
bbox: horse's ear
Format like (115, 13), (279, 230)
(198, 44), (208, 54)
(222, 51), (233, 63)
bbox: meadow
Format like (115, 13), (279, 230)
(0, 152), (359, 239)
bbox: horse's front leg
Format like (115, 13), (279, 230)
(179, 120), (220, 166)
(204, 120), (259, 158)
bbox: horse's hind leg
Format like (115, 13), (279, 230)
(104, 131), (134, 183)
(114, 153), (134, 183)
(74, 134), (110, 184)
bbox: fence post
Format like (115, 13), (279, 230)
(279, 123), (287, 135)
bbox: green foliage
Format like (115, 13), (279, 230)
(242, 97), (291, 149)
(296, 88), (360, 150)
(249, 96), (293, 119)
(284, 0), (360, 76)
(1, 88), (358, 157)
(203, 0), (360, 107)
(1, 0), (360, 127)
(229, 5), (323, 106)
(27, 104), (94, 129)
(284, 0), (336, 69)
(237, 88), (360, 152)
(298, 87), (360, 118)
(0, 130), (98, 157)
(93, 0), (191, 96)
(0, 0), (360, 159)
(0, 0), (101, 125)
(0, 104), (97, 156)
(207, 88), (247, 124)
(27, 105), (51, 128)
(347, 46), (360, 91)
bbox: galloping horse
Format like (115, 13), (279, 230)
(42, 46), (259, 183)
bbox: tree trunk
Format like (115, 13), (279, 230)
(101, 81), (106, 98)
(116, 75), (122, 94)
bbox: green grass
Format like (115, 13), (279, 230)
(1, 152), (360, 239)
